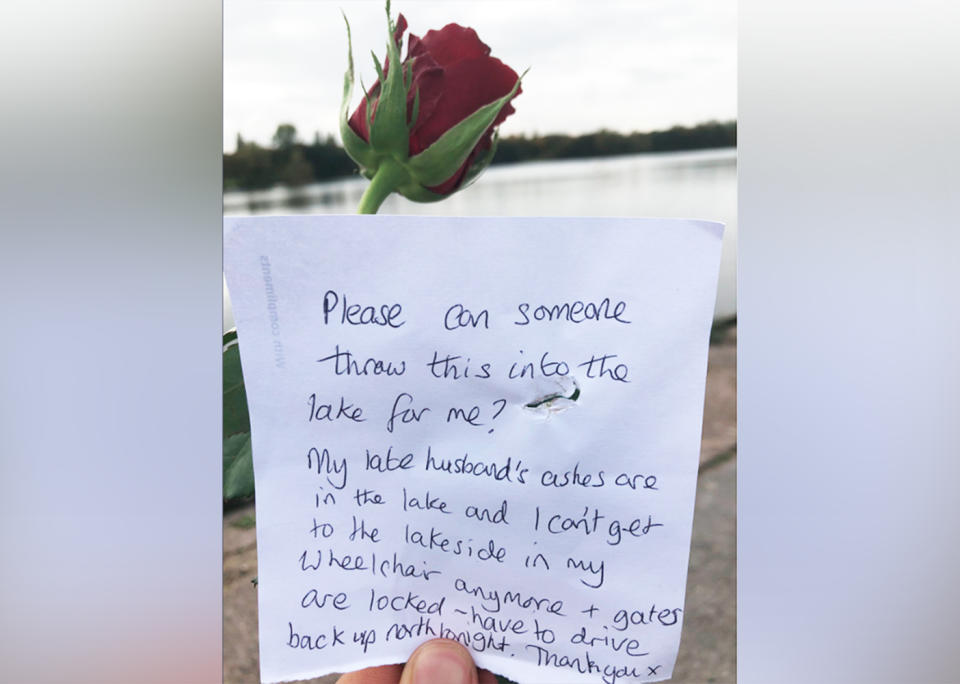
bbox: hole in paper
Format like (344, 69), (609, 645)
(523, 377), (580, 416)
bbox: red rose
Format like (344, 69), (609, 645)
(340, 4), (523, 211)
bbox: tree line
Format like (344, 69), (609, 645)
(224, 120), (736, 191)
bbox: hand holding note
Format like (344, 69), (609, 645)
(337, 639), (496, 684)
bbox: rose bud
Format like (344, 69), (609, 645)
(340, 1), (523, 213)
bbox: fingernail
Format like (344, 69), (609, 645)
(411, 642), (472, 684)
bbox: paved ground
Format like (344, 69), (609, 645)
(224, 321), (736, 684)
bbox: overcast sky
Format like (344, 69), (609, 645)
(224, 0), (736, 152)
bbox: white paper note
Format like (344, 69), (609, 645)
(224, 215), (723, 684)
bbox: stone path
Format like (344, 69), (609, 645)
(223, 322), (736, 684)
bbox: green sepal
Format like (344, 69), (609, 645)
(406, 72), (523, 187)
(458, 130), (499, 192)
(339, 12), (376, 169)
(371, 51), (384, 83)
(394, 132), (498, 201)
(395, 182), (447, 203)
(367, 1), (409, 158)
(409, 86), (421, 132)
(360, 76), (377, 141)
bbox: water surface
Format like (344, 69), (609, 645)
(224, 148), (737, 327)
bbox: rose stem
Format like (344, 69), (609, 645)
(356, 158), (409, 214)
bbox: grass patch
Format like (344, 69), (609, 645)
(231, 514), (256, 530)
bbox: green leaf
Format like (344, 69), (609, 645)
(224, 337), (255, 502)
(224, 432), (254, 501)
(406, 73), (523, 187)
(339, 11), (376, 169)
(223, 342), (250, 439)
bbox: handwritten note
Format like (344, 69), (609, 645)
(224, 215), (723, 684)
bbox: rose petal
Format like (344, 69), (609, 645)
(347, 13), (521, 195)
(406, 33), (424, 60)
(408, 23), (490, 66)
(406, 47), (444, 129)
(393, 13), (407, 47)
(409, 55), (520, 155)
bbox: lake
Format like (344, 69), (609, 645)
(223, 147), (736, 328)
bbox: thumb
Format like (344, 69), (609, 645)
(399, 639), (478, 684)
